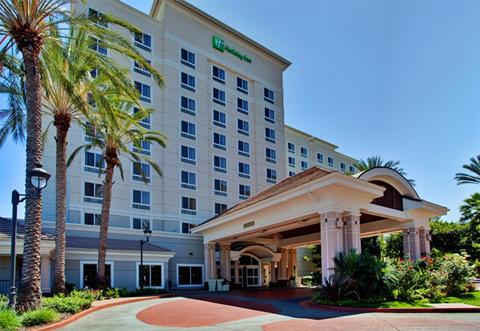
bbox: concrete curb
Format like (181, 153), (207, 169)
(34, 294), (179, 331)
(300, 300), (480, 313)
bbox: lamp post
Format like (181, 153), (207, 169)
(9, 163), (51, 309)
(139, 228), (152, 290)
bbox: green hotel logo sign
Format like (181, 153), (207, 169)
(212, 35), (252, 64)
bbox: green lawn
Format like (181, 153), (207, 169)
(316, 292), (480, 308)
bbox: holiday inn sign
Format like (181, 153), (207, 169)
(212, 35), (252, 63)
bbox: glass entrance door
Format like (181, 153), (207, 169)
(246, 266), (260, 287)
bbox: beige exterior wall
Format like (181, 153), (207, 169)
(284, 125), (358, 176)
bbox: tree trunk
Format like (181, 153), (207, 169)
(96, 161), (115, 289)
(52, 118), (70, 294)
(17, 49), (44, 312)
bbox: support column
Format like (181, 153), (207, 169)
(419, 227), (431, 257)
(40, 255), (51, 294)
(234, 260), (240, 284)
(204, 243), (216, 280)
(288, 248), (297, 278)
(270, 261), (277, 283)
(343, 213), (361, 253)
(278, 248), (288, 280)
(320, 211), (344, 281)
(219, 243), (231, 280)
(403, 227), (421, 260)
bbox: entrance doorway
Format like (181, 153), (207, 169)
(238, 255), (261, 288)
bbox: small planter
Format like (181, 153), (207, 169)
(208, 279), (217, 292)
(216, 279), (224, 291)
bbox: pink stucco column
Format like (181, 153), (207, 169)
(343, 213), (361, 253)
(320, 211), (344, 281)
(219, 243), (231, 280)
(419, 227), (431, 257)
(278, 248), (288, 280)
(403, 227), (421, 260)
(204, 243), (216, 280)
(270, 261), (277, 283)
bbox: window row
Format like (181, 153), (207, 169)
(180, 144), (276, 166)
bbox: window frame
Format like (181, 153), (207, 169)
(176, 264), (204, 287)
(180, 145), (196, 165)
(136, 262), (164, 289)
(180, 170), (197, 190)
(181, 196), (197, 215)
(132, 189), (151, 210)
(213, 110), (226, 128)
(180, 72), (196, 92)
(180, 48), (195, 69)
(212, 65), (225, 84)
(212, 87), (226, 106)
(236, 77), (248, 94)
(134, 31), (152, 52)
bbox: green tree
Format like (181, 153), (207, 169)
(68, 93), (166, 288)
(455, 156), (480, 185)
(354, 155), (415, 186)
(459, 193), (480, 260)
(430, 218), (467, 255)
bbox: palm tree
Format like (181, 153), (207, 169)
(68, 94), (166, 288)
(354, 155), (416, 186)
(0, 1), (163, 309)
(455, 155), (480, 185)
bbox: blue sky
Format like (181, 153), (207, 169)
(0, 0), (478, 221)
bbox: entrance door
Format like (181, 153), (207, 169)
(245, 266), (260, 287)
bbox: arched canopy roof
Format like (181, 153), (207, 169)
(236, 244), (275, 259)
(355, 167), (420, 200)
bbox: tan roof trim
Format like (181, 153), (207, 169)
(150, 0), (291, 69)
(285, 125), (339, 149)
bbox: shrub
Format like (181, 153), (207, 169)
(436, 253), (475, 295)
(43, 295), (92, 314)
(21, 308), (59, 327)
(315, 275), (359, 302)
(119, 288), (167, 297)
(0, 309), (21, 331)
(0, 296), (9, 311)
(70, 289), (102, 301)
(102, 288), (120, 299)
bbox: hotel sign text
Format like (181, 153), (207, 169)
(212, 35), (252, 64)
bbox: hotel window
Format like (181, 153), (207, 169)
(288, 157), (296, 167)
(238, 162), (250, 179)
(180, 96), (195, 116)
(84, 182), (103, 203)
(88, 8), (107, 27)
(340, 162), (346, 172)
(213, 88), (226, 106)
(180, 120), (196, 140)
(182, 223), (195, 234)
(317, 153), (324, 163)
(264, 108), (275, 123)
(132, 218), (151, 230)
(84, 212), (101, 226)
(134, 31), (152, 52)
(213, 110), (226, 128)
(264, 87), (274, 104)
(181, 48), (195, 68)
(288, 142), (295, 153)
(301, 161), (308, 170)
(349, 166), (356, 173)
(239, 184), (251, 200)
(132, 190), (150, 210)
(238, 140), (250, 157)
(89, 37), (107, 55)
(212, 65), (225, 84)
(180, 145), (196, 165)
(289, 171), (296, 177)
(134, 60), (151, 77)
(266, 168), (277, 183)
(84, 151), (105, 173)
(213, 155), (227, 173)
(214, 203), (227, 215)
(265, 127), (276, 143)
(134, 81), (151, 103)
(237, 98), (249, 115)
(137, 263), (162, 288)
(178, 265), (203, 286)
(237, 77), (248, 94)
(82, 263), (112, 289)
(132, 162), (151, 182)
(237, 119), (249, 136)
(180, 170), (196, 190)
(301, 147), (308, 158)
(213, 132), (226, 150)
(266, 147), (276, 163)
(133, 107), (151, 129)
(214, 179), (228, 196)
(328, 156), (334, 167)
(181, 197), (197, 215)
(181, 72), (195, 92)
(133, 140), (151, 156)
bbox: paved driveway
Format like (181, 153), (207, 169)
(61, 289), (480, 331)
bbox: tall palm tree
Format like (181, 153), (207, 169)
(68, 94), (166, 288)
(0, 1), (163, 309)
(455, 155), (480, 185)
(354, 155), (416, 186)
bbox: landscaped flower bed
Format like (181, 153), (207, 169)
(313, 250), (477, 308)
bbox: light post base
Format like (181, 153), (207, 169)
(8, 285), (16, 309)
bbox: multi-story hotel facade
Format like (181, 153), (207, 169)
(0, 0), (446, 293)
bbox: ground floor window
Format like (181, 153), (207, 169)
(81, 262), (113, 289)
(137, 263), (163, 288)
(177, 264), (203, 286)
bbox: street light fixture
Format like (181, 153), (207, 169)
(140, 228), (152, 290)
(9, 163), (51, 309)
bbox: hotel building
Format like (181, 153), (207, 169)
(0, 0), (446, 292)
